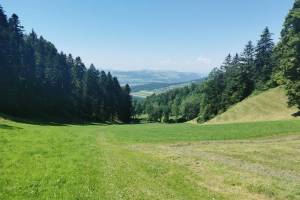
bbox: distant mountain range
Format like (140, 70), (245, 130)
(109, 70), (202, 86)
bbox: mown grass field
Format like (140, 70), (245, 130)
(1, 117), (300, 200)
(207, 87), (299, 124)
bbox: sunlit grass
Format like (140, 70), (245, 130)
(207, 87), (299, 124)
(1, 117), (300, 199)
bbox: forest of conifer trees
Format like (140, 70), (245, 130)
(0, 5), (132, 122)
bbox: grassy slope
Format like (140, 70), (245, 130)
(1, 117), (300, 199)
(207, 87), (299, 124)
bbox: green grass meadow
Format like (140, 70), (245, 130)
(207, 87), (299, 124)
(1, 117), (300, 199)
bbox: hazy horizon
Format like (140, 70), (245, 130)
(1, 0), (294, 74)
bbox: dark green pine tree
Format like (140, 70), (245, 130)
(21, 30), (38, 113)
(85, 64), (100, 119)
(232, 53), (239, 65)
(220, 54), (232, 72)
(255, 27), (275, 89)
(106, 72), (115, 121)
(241, 41), (255, 67)
(71, 56), (86, 117)
(57, 52), (72, 115)
(0, 5), (9, 55)
(66, 54), (77, 112)
(118, 84), (132, 123)
(223, 53), (244, 107)
(99, 71), (110, 121)
(8, 14), (24, 66)
(275, 0), (300, 108)
(0, 5), (10, 112)
(7, 14), (24, 113)
(199, 68), (225, 121)
(0, 5), (7, 25)
(240, 41), (255, 93)
(112, 76), (122, 120)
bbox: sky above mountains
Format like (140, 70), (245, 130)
(1, 0), (294, 74)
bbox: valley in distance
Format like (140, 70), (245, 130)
(1, 1), (300, 200)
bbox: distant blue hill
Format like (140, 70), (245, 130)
(130, 79), (203, 93)
(109, 70), (203, 86)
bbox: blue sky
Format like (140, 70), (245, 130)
(1, 0), (294, 74)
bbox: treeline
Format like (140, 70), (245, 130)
(137, 0), (300, 123)
(0, 5), (132, 122)
(136, 26), (275, 123)
(133, 83), (202, 122)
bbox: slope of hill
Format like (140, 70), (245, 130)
(206, 87), (299, 124)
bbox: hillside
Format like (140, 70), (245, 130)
(206, 87), (299, 124)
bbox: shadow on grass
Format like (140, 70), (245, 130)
(0, 124), (23, 130)
(0, 113), (109, 127)
(292, 111), (300, 117)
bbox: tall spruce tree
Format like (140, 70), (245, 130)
(220, 54), (232, 72)
(8, 14), (24, 67)
(7, 14), (24, 113)
(118, 84), (132, 123)
(85, 64), (100, 118)
(275, 0), (300, 108)
(240, 41), (255, 93)
(255, 27), (275, 88)
(0, 5), (10, 112)
(241, 41), (255, 67)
